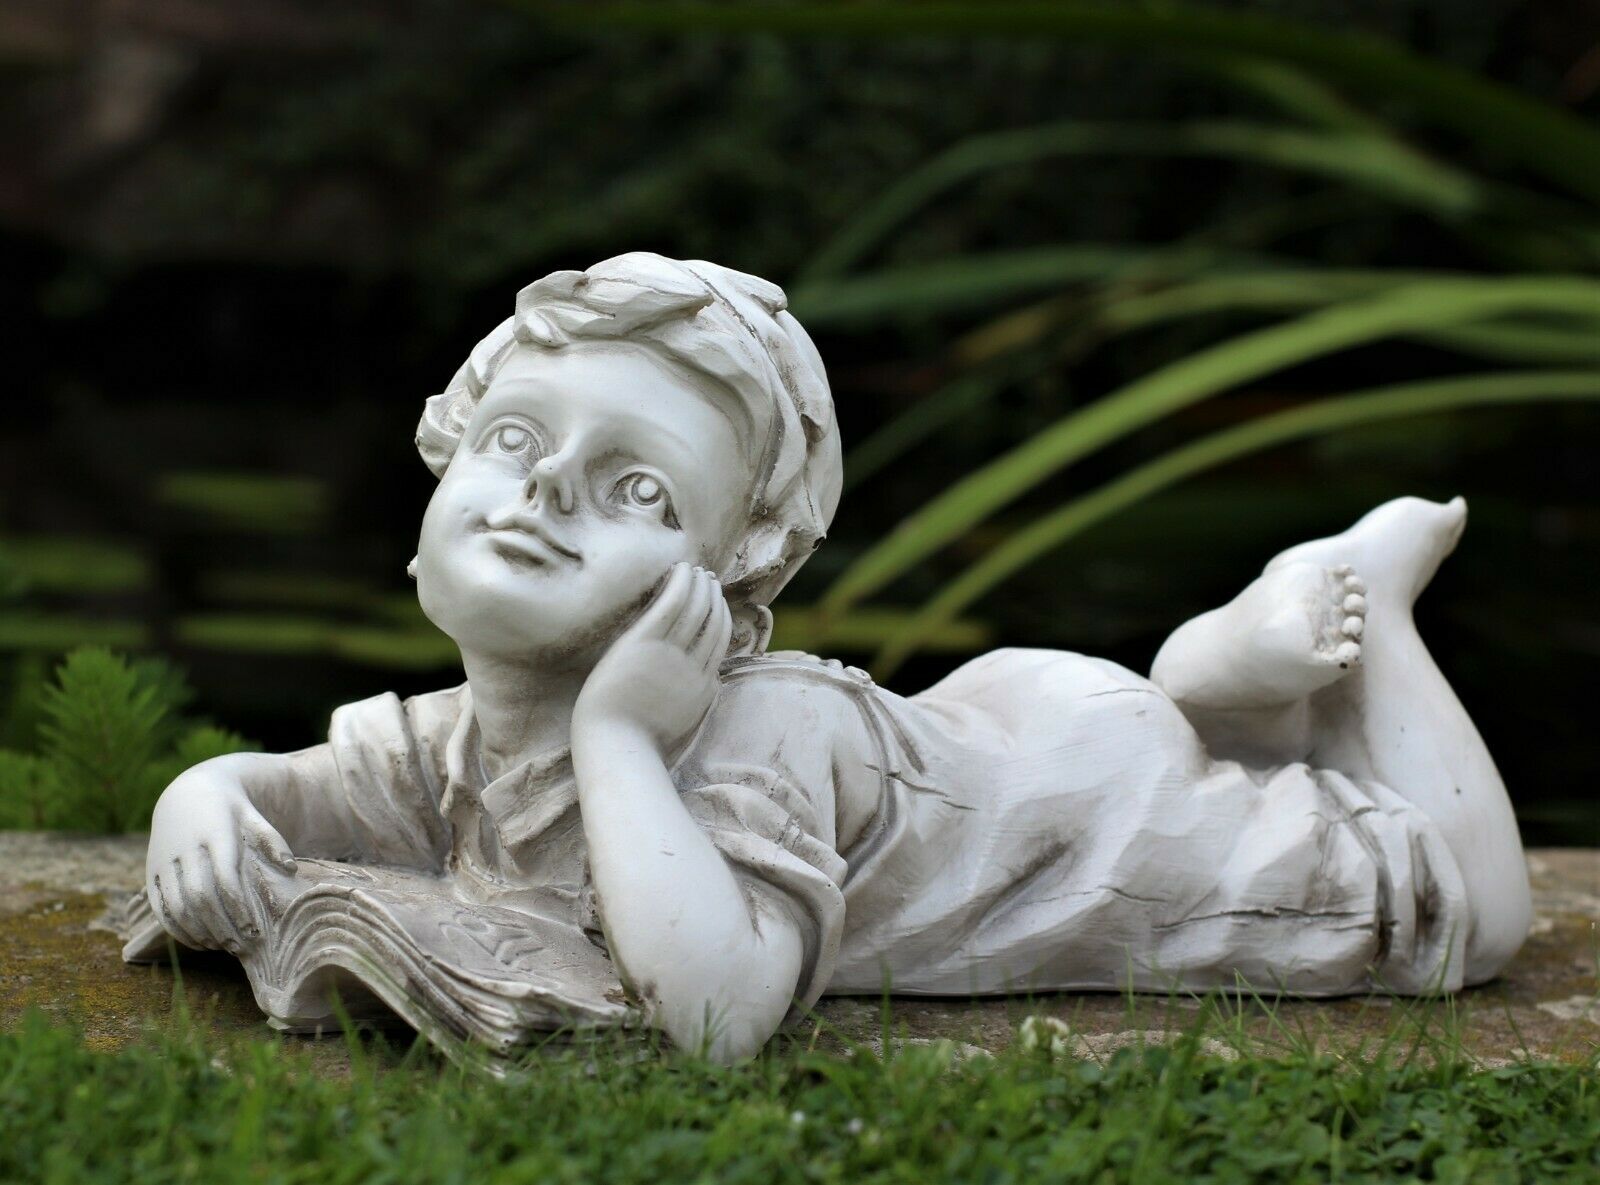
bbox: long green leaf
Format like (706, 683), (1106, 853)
(1180, 56), (1384, 134)
(538, 2), (1600, 206)
(948, 267), (1600, 366)
(1418, 322), (1600, 366)
(1099, 274), (1600, 361)
(821, 277), (1600, 614)
(869, 370), (1600, 676)
(800, 120), (1483, 281)
(838, 268), (1600, 488)
(790, 245), (1204, 324)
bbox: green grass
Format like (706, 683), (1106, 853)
(3, 1005), (1598, 1184)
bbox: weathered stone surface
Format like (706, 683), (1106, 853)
(2, 832), (1594, 1066)
(0, 833), (266, 1052)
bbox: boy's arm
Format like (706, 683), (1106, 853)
(192, 745), (362, 848)
(145, 747), (334, 955)
(147, 684), (459, 953)
(572, 563), (806, 1063)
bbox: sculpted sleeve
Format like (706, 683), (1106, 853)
(673, 662), (857, 1011)
(320, 685), (463, 871)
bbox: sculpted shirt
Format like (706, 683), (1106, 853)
(309, 648), (1470, 1016)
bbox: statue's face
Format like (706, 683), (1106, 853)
(416, 343), (751, 662)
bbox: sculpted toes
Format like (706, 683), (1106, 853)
(1338, 570), (1365, 641)
(1313, 565), (1367, 657)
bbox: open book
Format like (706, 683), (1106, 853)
(118, 859), (637, 1057)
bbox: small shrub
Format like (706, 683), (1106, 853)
(0, 647), (257, 832)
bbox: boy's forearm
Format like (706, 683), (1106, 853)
(200, 747), (347, 855)
(571, 719), (803, 1061)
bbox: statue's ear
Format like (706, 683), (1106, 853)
(728, 604), (772, 658)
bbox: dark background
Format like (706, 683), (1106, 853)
(2, 1), (1598, 840)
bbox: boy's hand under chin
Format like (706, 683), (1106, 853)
(572, 562), (734, 755)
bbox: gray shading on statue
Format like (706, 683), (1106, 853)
(122, 253), (1533, 1063)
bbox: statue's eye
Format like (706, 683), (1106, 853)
(616, 472), (677, 525)
(492, 425), (535, 456)
(624, 474), (663, 506)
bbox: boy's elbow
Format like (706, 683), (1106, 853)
(647, 944), (802, 1063)
(620, 879), (809, 1061)
(656, 989), (789, 1064)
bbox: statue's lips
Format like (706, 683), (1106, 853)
(484, 528), (581, 567)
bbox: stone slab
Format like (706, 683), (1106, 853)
(2, 832), (1594, 1067)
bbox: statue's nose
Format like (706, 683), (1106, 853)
(524, 454), (576, 515)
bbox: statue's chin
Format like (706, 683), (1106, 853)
(415, 573), (550, 657)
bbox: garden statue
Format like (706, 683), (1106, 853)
(122, 253), (1533, 1063)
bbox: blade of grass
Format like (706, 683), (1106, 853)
(0, 537), (151, 595)
(1101, 274), (1600, 359)
(847, 268), (1600, 488)
(0, 613), (149, 651)
(1418, 321), (1600, 365)
(153, 472), (328, 534)
(957, 269), (1600, 370)
(790, 244), (1214, 325)
(539, 2), (1600, 206)
(797, 120), (1484, 282)
(868, 370), (1600, 676)
(944, 194), (1384, 366)
(1180, 55), (1384, 134)
(822, 277), (1600, 616)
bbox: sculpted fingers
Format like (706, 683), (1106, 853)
(667, 567), (715, 648)
(150, 868), (205, 950)
(639, 562), (695, 639)
(176, 854), (235, 952)
(242, 815), (298, 876)
(704, 594), (732, 671)
(690, 569), (724, 646)
(201, 840), (257, 952)
(695, 585), (734, 670)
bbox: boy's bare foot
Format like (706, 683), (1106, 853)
(1152, 496), (1466, 714)
(1263, 495), (1467, 608)
(1151, 560), (1366, 711)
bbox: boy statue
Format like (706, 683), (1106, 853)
(130, 253), (1531, 1062)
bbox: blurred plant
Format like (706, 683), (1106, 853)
(566, 2), (1600, 675)
(0, 648), (257, 832)
(153, 472), (330, 536)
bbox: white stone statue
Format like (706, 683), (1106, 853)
(123, 252), (1532, 1063)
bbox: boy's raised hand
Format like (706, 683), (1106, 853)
(573, 562), (733, 755)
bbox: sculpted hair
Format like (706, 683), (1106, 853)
(416, 253), (843, 630)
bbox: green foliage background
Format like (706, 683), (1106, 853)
(2, 0), (1598, 837)
(0, 649), (256, 832)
